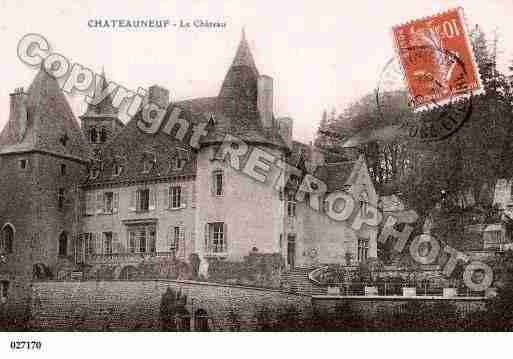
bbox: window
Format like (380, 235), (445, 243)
(19, 159), (27, 169)
(129, 231), (136, 254)
(172, 156), (186, 171)
(112, 161), (123, 177)
(360, 190), (369, 215)
(89, 161), (102, 179)
(103, 232), (113, 255)
(58, 188), (65, 210)
(149, 228), (156, 253)
(99, 127), (107, 143)
(213, 170), (223, 196)
(172, 149), (189, 171)
(0, 281), (8, 304)
(173, 226), (180, 250)
(142, 153), (156, 173)
(0, 225), (14, 254)
(119, 265), (138, 280)
(104, 192), (114, 213)
(128, 224), (156, 254)
(139, 230), (146, 253)
(287, 193), (296, 217)
(84, 233), (94, 257)
(171, 186), (182, 209)
(206, 222), (226, 253)
(90, 127), (97, 143)
(137, 189), (150, 212)
(58, 232), (67, 257)
(358, 238), (369, 261)
(60, 163), (66, 176)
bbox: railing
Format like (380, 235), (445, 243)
(319, 282), (486, 297)
(204, 243), (227, 256)
(80, 251), (176, 264)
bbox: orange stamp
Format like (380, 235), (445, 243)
(392, 7), (483, 111)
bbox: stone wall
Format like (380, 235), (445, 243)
(30, 280), (312, 331)
(312, 296), (487, 330)
(206, 252), (284, 288)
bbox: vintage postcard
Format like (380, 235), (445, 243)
(0, 0), (513, 357)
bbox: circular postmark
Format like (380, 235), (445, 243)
(376, 45), (473, 142)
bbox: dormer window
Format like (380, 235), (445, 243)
(360, 190), (369, 215)
(208, 113), (216, 126)
(99, 127), (108, 143)
(89, 160), (102, 180)
(112, 157), (125, 177)
(171, 149), (189, 171)
(142, 152), (156, 173)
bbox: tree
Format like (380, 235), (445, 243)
(315, 25), (513, 251)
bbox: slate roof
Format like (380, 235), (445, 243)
(0, 67), (90, 161)
(76, 32), (366, 191)
(314, 161), (361, 193)
(84, 105), (197, 186)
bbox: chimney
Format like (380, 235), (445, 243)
(148, 85), (170, 109)
(9, 87), (28, 142)
(257, 75), (273, 128)
(277, 117), (293, 148)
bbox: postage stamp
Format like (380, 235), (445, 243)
(391, 7), (484, 111)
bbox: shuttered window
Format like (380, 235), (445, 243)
(104, 192), (114, 213)
(137, 189), (150, 212)
(357, 239), (369, 261)
(127, 224), (156, 254)
(206, 222), (227, 253)
(103, 232), (113, 255)
(85, 192), (95, 216)
(171, 186), (181, 208)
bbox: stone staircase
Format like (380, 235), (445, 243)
(281, 267), (326, 296)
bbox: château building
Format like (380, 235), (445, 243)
(0, 32), (378, 314)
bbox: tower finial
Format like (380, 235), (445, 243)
(242, 26), (246, 41)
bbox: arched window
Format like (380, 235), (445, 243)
(194, 309), (210, 332)
(99, 127), (108, 143)
(119, 265), (138, 280)
(1, 224), (14, 254)
(58, 232), (68, 257)
(90, 127), (98, 143)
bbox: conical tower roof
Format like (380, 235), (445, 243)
(203, 30), (285, 150)
(0, 67), (90, 161)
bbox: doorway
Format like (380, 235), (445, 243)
(287, 235), (296, 269)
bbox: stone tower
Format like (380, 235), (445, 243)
(79, 70), (124, 156)
(0, 67), (90, 324)
(194, 31), (288, 274)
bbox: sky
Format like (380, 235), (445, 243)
(1, 0), (513, 143)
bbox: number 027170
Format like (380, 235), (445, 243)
(10, 341), (42, 350)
